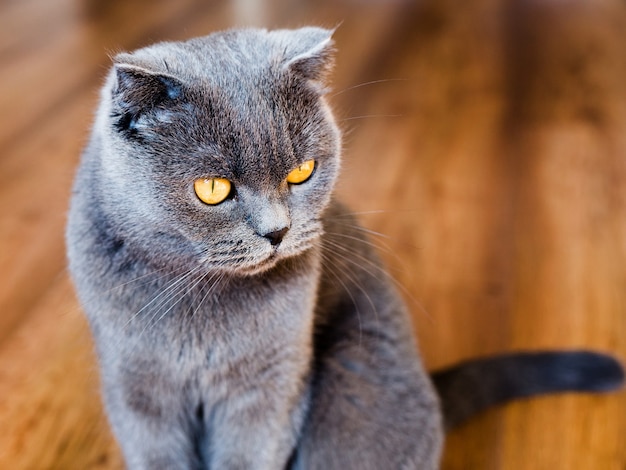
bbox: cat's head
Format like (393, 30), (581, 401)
(91, 27), (341, 276)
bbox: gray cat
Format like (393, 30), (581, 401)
(66, 27), (623, 469)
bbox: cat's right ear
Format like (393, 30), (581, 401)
(280, 27), (336, 90)
(109, 63), (184, 136)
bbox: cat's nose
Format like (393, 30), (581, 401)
(262, 227), (289, 246)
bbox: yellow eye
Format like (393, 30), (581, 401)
(286, 160), (316, 184)
(194, 178), (232, 205)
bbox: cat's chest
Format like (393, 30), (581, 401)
(115, 282), (316, 415)
(113, 266), (318, 382)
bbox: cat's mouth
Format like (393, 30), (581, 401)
(201, 226), (322, 277)
(227, 240), (314, 276)
(229, 251), (281, 276)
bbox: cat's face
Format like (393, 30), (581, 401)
(93, 28), (340, 276)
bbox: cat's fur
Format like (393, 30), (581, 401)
(66, 27), (623, 469)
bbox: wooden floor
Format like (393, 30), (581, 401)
(1, 0), (625, 468)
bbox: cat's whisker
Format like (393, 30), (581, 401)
(318, 250), (364, 348)
(189, 270), (227, 322)
(325, 230), (396, 257)
(331, 223), (392, 241)
(331, 225), (407, 264)
(326, 208), (419, 219)
(121, 267), (202, 332)
(325, 229), (412, 275)
(324, 234), (401, 285)
(106, 265), (188, 296)
(322, 238), (386, 287)
(339, 114), (403, 122)
(134, 277), (211, 353)
(118, 265), (222, 357)
(143, 268), (212, 334)
(104, 267), (191, 355)
(320, 240), (384, 330)
(278, 228), (322, 258)
(324, 242), (429, 341)
(323, 237), (433, 323)
(330, 78), (408, 98)
(324, 227), (431, 318)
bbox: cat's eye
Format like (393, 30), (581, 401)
(286, 160), (316, 184)
(194, 177), (232, 205)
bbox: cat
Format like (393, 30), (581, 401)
(66, 27), (624, 469)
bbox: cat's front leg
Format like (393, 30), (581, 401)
(293, 225), (444, 468)
(292, 330), (443, 470)
(205, 406), (290, 470)
(204, 374), (310, 470)
(101, 367), (201, 470)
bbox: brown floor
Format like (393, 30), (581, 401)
(1, 0), (625, 468)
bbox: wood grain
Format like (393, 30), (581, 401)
(1, 0), (624, 468)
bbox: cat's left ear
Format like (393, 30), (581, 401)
(280, 27), (336, 87)
(108, 59), (184, 136)
(111, 61), (184, 109)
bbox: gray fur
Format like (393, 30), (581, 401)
(66, 28), (442, 469)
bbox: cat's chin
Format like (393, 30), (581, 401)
(229, 255), (281, 277)
(197, 249), (280, 278)
(201, 232), (321, 277)
(218, 247), (310, 277)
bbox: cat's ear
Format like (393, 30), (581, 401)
(281, 27), (336, 87)
(109, 61), (184, 136)
(112, 62), (183, 109)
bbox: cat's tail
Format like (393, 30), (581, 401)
(431, 351), (624, 430)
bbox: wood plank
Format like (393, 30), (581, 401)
(337, 1), (626, 468)
(0, 274), (121, 469)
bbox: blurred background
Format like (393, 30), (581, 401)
(1, 0), (625, 468)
